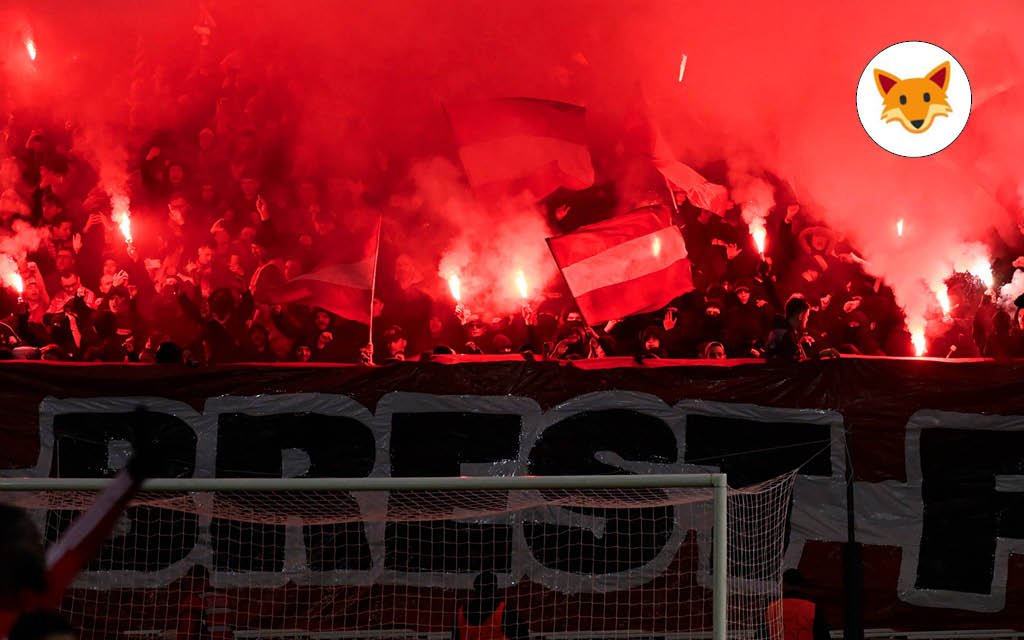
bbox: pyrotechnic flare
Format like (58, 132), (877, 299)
(6, 273), (23, 303)
(515, 270), (528, 300)
(935, 286), (951, 316)
(750, 220), (767, 256)
(896, 219), (904, 237)
(118, 213), (133, 245)
(678, 53), (687, 83)
(448, 274), (461, 303)
(25, 38), (36, 62)
(448, 273), (470, 323)
(968, 259), (993, 290)
(3, 257), (24, 303)
(652, 236), (662, 258)
(109, 192), (133, 245)
(911, 330), (926, 357)
(515, 270), (533, 319)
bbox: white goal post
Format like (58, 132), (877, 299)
(1, 473), (793, 640)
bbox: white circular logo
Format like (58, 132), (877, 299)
(856, 41), (971, 157)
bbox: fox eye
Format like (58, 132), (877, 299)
(923, 92), (931, 102)
(899, 95), (907, 105)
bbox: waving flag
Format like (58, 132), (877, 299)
(447, 98), (595, 201)
(547, 211), (694, 324)
(625, 90), (730, 215)
(653, 150), (731, 214)
(266, 219), (380, 324)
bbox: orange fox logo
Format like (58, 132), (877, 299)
(873, 62), (951, 133)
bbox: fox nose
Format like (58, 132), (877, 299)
(910, 119), (925, 129)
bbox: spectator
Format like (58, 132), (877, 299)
(765, 569), (831, 640)
(451, 572), (528, 640)
(703, 341), (727, 359)
(765, 296), (812, 363)
(379, 325), (408, 363)
(638, 325), (667, 359)
(723, 280), (770, 357)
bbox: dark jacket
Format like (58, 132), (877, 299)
(765, 316), (807, 362)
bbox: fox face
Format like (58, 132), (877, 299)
(874, 62), (952, 133)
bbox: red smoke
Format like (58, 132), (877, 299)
(2, 0), (1023, 338)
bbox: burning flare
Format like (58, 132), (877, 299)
(447, 274), (461, 302)
(968, 259), (993, 290)
(750, 220), (767, 255)
(118, 212), (133, 244)
(935, 286), (950, 315)
(515, 270), (528, 300)
(678, 53), (688, 83)
(911, 330), (926, 357)
(110, 193), (133, 244)
(25, 38), (36, 62)
(652, 236), (661, 258)
(5, 271), (23, 295)
(896, 219), (904, 237)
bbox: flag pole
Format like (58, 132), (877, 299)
(663, 173), (681, 223)
(368, 217), (383, 349)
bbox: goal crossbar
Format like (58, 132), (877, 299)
(0, 473), (727, 492)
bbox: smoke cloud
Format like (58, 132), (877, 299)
(2, 0), (1023, 333)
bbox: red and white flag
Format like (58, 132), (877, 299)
(625, 91), (730, 215)
(652, 149), (731, 214)
(266, 219), (380, 324)
(547, 211), (694, 324)
(447, 97), (595, 201)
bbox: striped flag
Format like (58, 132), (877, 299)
(625, 90), (730, 215)
(447, 98), (595, 201)
(546, 211), (694, 324)
(652, 149), (731, 214)
(266, 219), (380, 324)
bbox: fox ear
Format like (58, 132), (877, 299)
(927, 61), (950, 91)
(874, 69), (900, 97)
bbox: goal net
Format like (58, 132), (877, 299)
(5, 473), (794, 640)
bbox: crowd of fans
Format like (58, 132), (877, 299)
(1, 46), (1021, 365)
